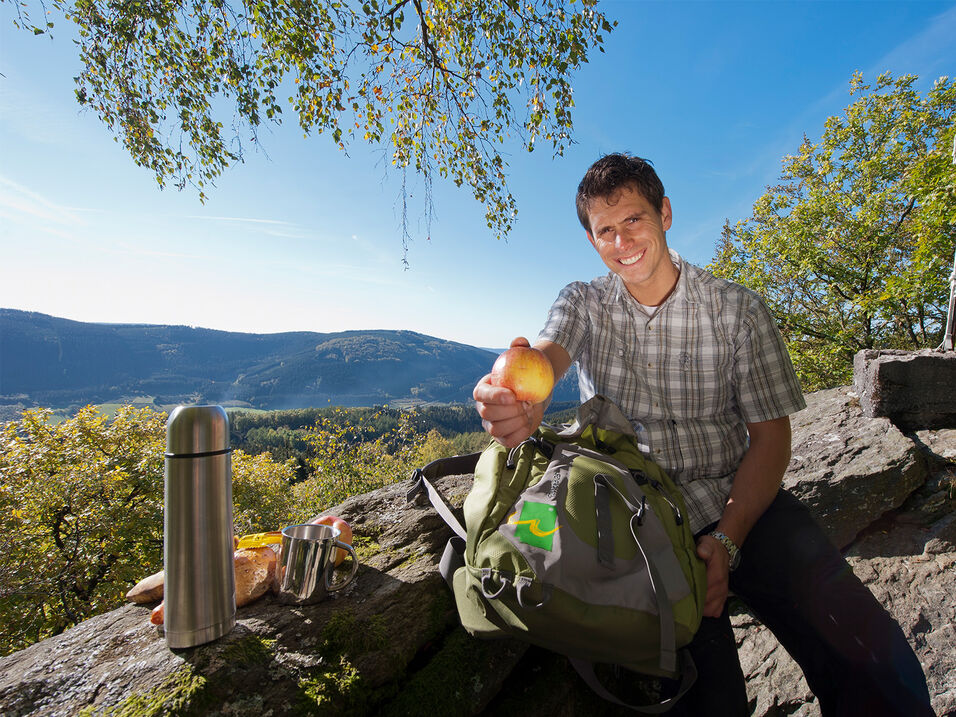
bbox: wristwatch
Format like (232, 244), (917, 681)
(708, 530), (741, 571)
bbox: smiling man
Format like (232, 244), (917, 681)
(473, 154), (932, 715)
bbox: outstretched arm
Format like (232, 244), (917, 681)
(473, 337), (571, 448)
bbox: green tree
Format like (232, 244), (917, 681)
(710, 72), (956, 390)
(7, 0), (614, 252)
(231, 449), (300, 534)
(0, 406), (165, 654)
(0, 405), (299, 655)
(295, 407), (429, 515)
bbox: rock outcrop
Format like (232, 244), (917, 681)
(1, 387), (954, 716)
(740, 389), (956, 717)
(854, 348), (956, 430)
(785, 386), (928, 549)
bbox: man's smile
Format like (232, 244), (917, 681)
(619, 249), (646, 266)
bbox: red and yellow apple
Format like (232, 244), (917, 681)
(490, 346), (555, 403)
(310, 515), (353, 566)
(150, 601), (164, 626)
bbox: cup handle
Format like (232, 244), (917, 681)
(326, 540), (359, 591)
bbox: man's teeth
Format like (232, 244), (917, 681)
(620, 250), (645, 266)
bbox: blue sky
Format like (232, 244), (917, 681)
(1, 0), (954, 349)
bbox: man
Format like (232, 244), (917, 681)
(473, 154), (932, 715)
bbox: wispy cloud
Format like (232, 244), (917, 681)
(731, 5), (956, 190)
(348, 232), (396, 266)
(293, 257), (407, 288)
(687, 7), (956, 265)
(183, 213), (328, 242)
(187, 214), (299, 227)
(110, 241), (213, 261)
(0, 174), (87, 237)
(868, 4), (956, 79)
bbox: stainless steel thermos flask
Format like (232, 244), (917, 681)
(164, 405), (236, 648)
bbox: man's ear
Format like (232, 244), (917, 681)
(660, 197), (673, 231)
(586, 230), (597, 248)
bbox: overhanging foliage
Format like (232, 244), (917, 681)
(6, 0), (615, 254)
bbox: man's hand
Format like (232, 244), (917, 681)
(696, 533), (731, 618)
(474, 338), (545, 448)
(474, 337), (570, 449)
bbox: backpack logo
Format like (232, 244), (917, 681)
(508, 501), (559, 551)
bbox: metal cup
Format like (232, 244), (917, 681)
(277, 523), (359, 605)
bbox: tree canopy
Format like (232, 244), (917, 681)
(7, 0), (614, 253)
(710, 72), (956, 390)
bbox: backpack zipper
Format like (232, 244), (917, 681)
(649, 477), (683, 525)
(629, 469), (683, 525)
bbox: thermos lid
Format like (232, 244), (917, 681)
(166, 405), (230, 456)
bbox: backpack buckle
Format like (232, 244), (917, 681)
(480, 569), (512, 599)
(406, 469), (426, 505)
(529, 435), (555, 460)
(516, 577), (551, 609)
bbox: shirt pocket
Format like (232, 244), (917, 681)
(664, 319), (733, 419)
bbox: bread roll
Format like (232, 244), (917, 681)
(234, 547), (277, 607)
(127, 570), (165, 604)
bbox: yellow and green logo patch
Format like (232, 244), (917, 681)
(507, 501), (559, 551)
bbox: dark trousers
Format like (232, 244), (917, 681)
(667, 490), (933, 717)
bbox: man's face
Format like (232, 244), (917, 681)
(585, 186), (677, 305)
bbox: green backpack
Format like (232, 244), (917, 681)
(408, 395), (707, 712)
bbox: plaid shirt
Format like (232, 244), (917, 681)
(538, 250), (806, 534)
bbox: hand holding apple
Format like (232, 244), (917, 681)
(490, 345), (555, 404)
(310, 515), (353, 566)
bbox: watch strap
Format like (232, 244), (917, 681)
(708, 530), (741, 570)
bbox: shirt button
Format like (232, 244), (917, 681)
(647, 362), (653, 368)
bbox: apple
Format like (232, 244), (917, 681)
(150, 601), (164, 626)
(490, 346), (555, 403)
(310, 515), (353, 566)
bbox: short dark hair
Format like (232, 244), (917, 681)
(575, 154), (665, 231)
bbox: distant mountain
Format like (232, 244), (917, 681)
(0, 309), (579, 413)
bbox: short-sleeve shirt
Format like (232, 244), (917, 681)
(537, 250), (806, 533)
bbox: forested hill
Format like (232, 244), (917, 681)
(1, 309), (577, 412)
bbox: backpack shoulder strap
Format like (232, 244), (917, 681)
(406, 452), (481, 540)
(407, 453), (482, 588)
(569, 652), (697, 714)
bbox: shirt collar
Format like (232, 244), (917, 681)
(669, 249), (700, 306)
(607, 248), (697, 308)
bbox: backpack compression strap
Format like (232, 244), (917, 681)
(594, 473), (677, 676)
